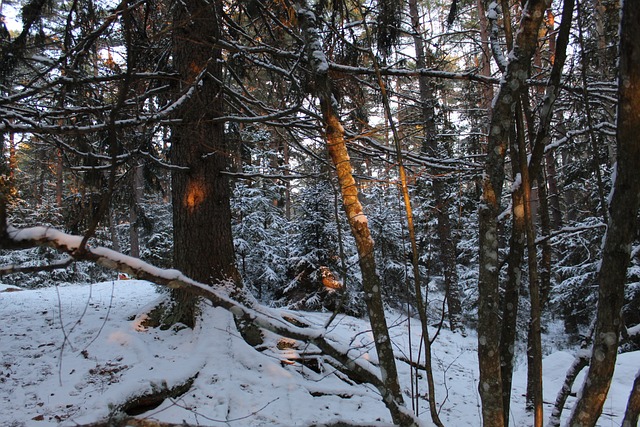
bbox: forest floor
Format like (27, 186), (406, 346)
(0, 280), (635, 426)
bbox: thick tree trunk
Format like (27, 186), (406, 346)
(567, 2), (640, 425)
(170, 0), (240, 327)
(477, 1), (551, 425)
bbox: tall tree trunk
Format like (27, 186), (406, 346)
(543, 9), (563, 230)
(501, 107), (525, 426)
(370, 5), (444, 422)
(575, 0), (608, 223)
(109, 207), (120, 253)
(129, 162), (143, 258)
(519, 108), (543, 427)
(295, 4), (417, 426)
(568, 1), (640, 425)
(56, 148), (63, 208)
(477, 1), (551, 425)
(170, 0), (240, 327)
(409, 0), (462, 333)
(499, 0), (574, 422)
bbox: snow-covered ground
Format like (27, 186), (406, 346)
(0, 281), (636, 426)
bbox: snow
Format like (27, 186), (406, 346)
(8, 226), (83, 249)
(0, 281), (636, 426)
(486, 2), (500, 20)
(510, 172), (523, 193)
(312, 50), (329, 73)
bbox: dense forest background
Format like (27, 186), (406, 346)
(0, 0), (638, 426)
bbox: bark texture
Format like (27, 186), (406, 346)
(567, 1), (640, 425)
(476, 1), (551, 425)
(501, 152), (526, 424)
(170, 0), (240, 326)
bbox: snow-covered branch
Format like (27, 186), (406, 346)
(486, 1), (507, 73)
(328, 62), (499, 85)
(0, 224), (413, 421)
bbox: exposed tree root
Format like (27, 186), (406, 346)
(119, 374), (197, 416)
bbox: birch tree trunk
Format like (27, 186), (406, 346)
(567, 1), (640, 425)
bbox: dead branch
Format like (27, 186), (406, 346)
(0, 256), (73, 275)
(0, 225), (411, 423)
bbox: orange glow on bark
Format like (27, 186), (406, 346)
(483, 180), (497, 206)
(189, 62), (203, 79)
(184, 179), (207, 212)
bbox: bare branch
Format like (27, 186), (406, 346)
(0, 256), (73, 275)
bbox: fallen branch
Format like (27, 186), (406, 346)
(546, 350), (590, 427)
(0, 225), (421, 426)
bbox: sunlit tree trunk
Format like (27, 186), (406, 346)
(170, 0), (240, 327)
(296, 3), (417, 425)
(568, 1), (640, 425)
(524, 3), (574, 421)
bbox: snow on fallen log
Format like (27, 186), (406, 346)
(1, 224), (421, 425)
